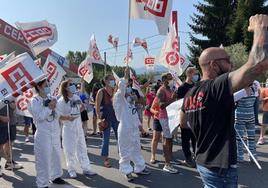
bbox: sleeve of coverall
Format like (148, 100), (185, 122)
(113, 78), (127, 121)
(30, 97), (52, 123)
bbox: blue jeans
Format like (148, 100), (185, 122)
(101, 120), (118, 157)
(197, 165), (238, 188)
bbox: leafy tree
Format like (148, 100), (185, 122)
(188, 0), (236, 65)
(227, 0), (268, 51)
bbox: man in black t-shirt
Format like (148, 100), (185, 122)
(176, 67), (198, 168)
(180, 15), (268, 187)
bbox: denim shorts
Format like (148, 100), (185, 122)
(197, 165), (238, 188)
(153, 119), (162, 132)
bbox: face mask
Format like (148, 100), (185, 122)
(68, 85), (77, 94)
(109, 80), (116, 88)
(43, 87), (51, 96)
(126, 86), (132, 94)
(168, 80), (174, 88)
(191, 75), (199, 82)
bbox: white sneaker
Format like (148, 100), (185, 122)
(68, 171), (77, 178)
(83, 170), (97, 176)
(163, 165), (178, 174)
(25, 137), (30, 143)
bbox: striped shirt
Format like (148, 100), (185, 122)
(235, 95), (256, 123)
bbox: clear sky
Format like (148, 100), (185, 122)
(1, 0), (200, 68)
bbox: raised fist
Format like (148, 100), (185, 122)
(248, 14), (268, 32)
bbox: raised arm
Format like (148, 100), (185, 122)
(229, 14), (268, 93)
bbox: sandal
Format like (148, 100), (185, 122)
(104, 160), (112, 168)
(150, 159), (157, 164)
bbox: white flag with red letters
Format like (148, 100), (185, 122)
(43, 55), (66, 96)
(16, 20), (58, 56)
(158, 24), (190, 75)
(130, 0), (173, 35)
(15, 88), (34, 117)
(78, 56), (94, 84)
(0, 52), (46, 109)
(133, 37), (149, 54)
(108, 35), (119, 51)
(88, 35), (104, 65)
(129, 69), (144, 97)
(124, 48), (133, 64)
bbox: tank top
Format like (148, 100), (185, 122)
(158, 87), (172, 119)
(100, 88), (117, 122)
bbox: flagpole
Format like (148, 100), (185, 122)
(104, 52), (107, 76)
(6, 102), (13, 171)
(126, 0), (131, 67)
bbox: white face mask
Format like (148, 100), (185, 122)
(109, 80), (116, 88)
(68, 85), (77, 94)
(126, 86), (132, 94)
(168, 80), (174, 88)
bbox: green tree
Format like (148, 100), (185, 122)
(227, 0), (268, 51)
(224, 43), (248, 70)
(188, 0), (236, 65)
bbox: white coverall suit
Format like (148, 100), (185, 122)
(29, 95), (63, 188)
(113, 79), (146, 175)
(57, 94), (91, 173)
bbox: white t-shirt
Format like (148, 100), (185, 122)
(57, 94), (81, 118)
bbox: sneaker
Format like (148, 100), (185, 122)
(125, 173), (134, 182)
(52, 177), (66, 184)
(184, 157), (196, 168)
(83, 170), (97, 176)
(25, 137), (30, 143)
(163, 165), (178, 174)
(0, 166), (2, 177)
(5, 161), (23, 170)
(68, 171), (77, 178)
(257, 137), (265, 145)
(136, 168), (150, 175)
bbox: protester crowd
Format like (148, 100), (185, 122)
(1, 14), (268, 188)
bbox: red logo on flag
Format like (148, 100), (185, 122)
(145, 57), (155, 65)
(145, 0), (168, 17)
(1, 63), (33, 91)
(166, 38), (180, 66)
(24, 26), (52, 42)
(79, 66), (89, 76)
(46, 62), (57, 81)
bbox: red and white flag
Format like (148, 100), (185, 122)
(43, 55), (66, 96)
(88, 35), (104, 65)
(158, 23), (190, 75)
(170, 71), (182, 89)
(0, 52), (15, 68)
(133, 37), (149, 54)
(78, 56), (94, 84)
(124, 48), (133, 64)
(0, 52), (46, 109)
(130, 69), (144, 97)
(0, 54), (7, 62)
(15, 88), (34, 117)
(16, 20), (58, 56)
(130, 0), (173, 35)
(108, 35), (119, 51)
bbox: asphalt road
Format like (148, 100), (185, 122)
(1, 118), (268, 188)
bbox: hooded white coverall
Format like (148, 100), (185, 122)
(113, 79), (145, 175)
(29, 95), (63, 188)
(57, 94), (91, 173)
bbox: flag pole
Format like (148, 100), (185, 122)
(104, 52), (107, 76)
(126, 0), (131, 68)
(6, 102), (13, 171)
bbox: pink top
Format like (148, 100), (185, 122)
(158, 87), (172, 119)
(146, 92), (155, 106)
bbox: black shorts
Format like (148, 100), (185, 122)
(153, 119), (162, 132)
(24, 116), (33, 126)
(81, 110), (89, 122)
(0, 125), (16, 144)
(263, 111), (268, 125)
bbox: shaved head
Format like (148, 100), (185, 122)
(199, 47), (229, 67)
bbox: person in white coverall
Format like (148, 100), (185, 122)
(29, 79), (65, 188)
(113, 68), (150, 182)
(57, 80), (96, 178)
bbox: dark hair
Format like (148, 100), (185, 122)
(60, 80), (70, 103)
(102, 74), (113, 86)
(34, 79), (47, 93)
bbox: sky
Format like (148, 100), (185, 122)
(1, 0), (200, 68)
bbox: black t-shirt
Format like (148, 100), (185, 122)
(182, 73), (236, 168)
(176, 82), (194, 99)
